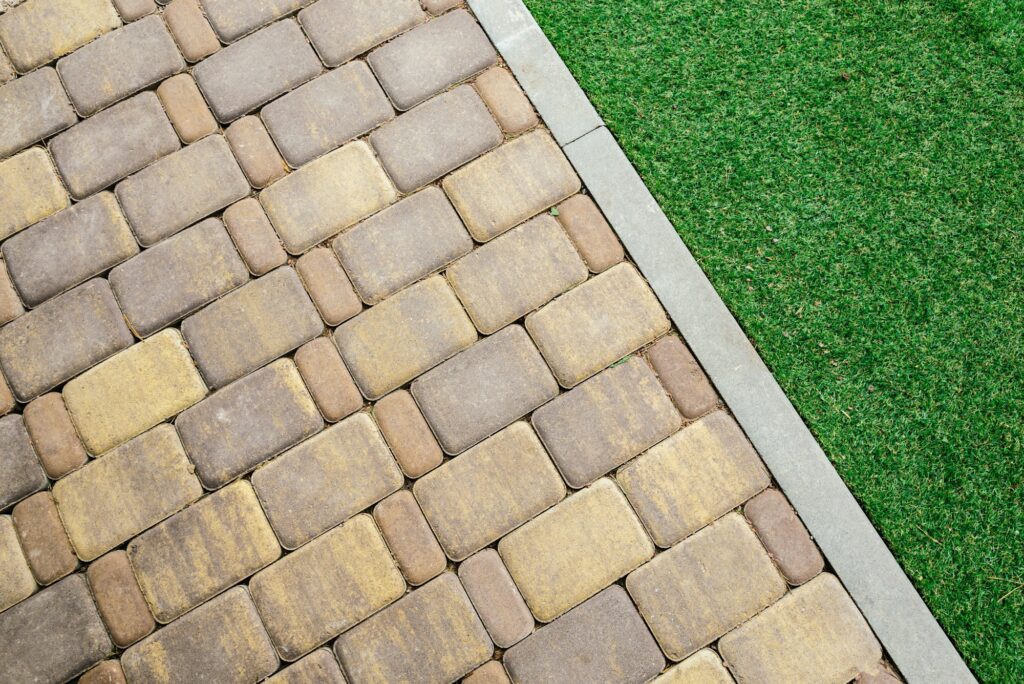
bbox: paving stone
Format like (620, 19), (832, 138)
(374, 490), (446, 585)
(334, 275), (476, 399)
(63, 329), (208, 454)
(56, 15), (184, 116)
(370, 84), (501, 193)
(0, 574), (112, 684)
(128, 481), (281, 622)
(718, 573), (882, 684)
(251, 514), (406, 660)
(459, 548), (534, 648)
(122, 587), (279, 682)
(616, 411), (770, 547)
(411, 325), (558, 454)
(0, 415), (46, 510)
(0, 371), (14, 415)
(263, 60), (394, 168)
(646, 335), (719, 419)
(498, 478), (653, 622)
(421, 0), (462, 15)
(368, 9), (496, 111)
(0, 514), (35, 612)
(226, 115), (288, 188)
(464, 661), (511, 684)
(12, 492), (77, 585)
(334, 186), (471, 305)
(156, 72), (217, 142)
(0, 0), (120, 73)
(526, 263), (670, 387)
(177, 359), (323, 489)
(532, 357), (681, 488)
(201, 0), (308, 42)
(109, 218), (249, 336)
(857, 664), (903, 683)
(475, 67), (538, 135)
(79, 660), (127, 684)
(745, 488), (824, 585)
(0, 67), (76, 158)
(414, 422), (564, 561)
(655, 649), (735, 683)
(115, 134), (249, 245)
(373, 389), (442, 478)
(224, 198), (288, 274)
(252, 413), (401, 549)
(0, 147), (68, 241)
(296, 247), (362, 325)
(0, 279), (132, 402)
(86, 551), (155, 647)
(443, 130), (580, 241)
(267, 648), (347, 684)
(261, 140), (397, 254)
(162, 0), (220, 62)
(335, 572), (492, 684)
(193, 19), (321, 122)
(294, 337), (363, 422)
(298, 0), (424, 68)
(23, 393), (88, 479)
(503, 585), (664, 684)
(0, 258), (23, 325)
(2, 192), (138, 308)
(0, 46), (13, 84)
(50, 92), (180, 199)
(555, 194), (624, 273)
(112, 0), (156, 20)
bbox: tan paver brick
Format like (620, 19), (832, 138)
(224, 198), (288, 274)
(0, 147), (68, 241)
(296, 247), (362, 325)
(656, 649), (735, 684)
(745, 488), (824, 585)
(86, 550), (156, 647)
(617, 411), (770, 547)
(294, 337), (363, 422)
(0, 0), (120, 73)
(252, 413), (401, 549)
(459, 548), (534, 648)
(112, 0), (156, 21)
(23, 393), (87, 478)
(0, 258), (24, 325)
(411, 325), (558, 454)
(422, 0), (462, 15)
(373, 389), (442, 478)
(464, 661), (511, 684)
(0, 514), (35, 612)
(63, 329), (208, 454)
(374, 490), (447, 586)
(0, 67), (76, 158)
(0, 47), (12, 84)
(226, 115), (289, 188)
(857, 665), (903, 684)
(163, 0), (220, 62)
(267, 648), (347, 684)
(646, 334), (719, 419)
(156, 73), (218, 143)
(0, 415), (46, 510)
(0, 370), (14, 415)
(12, 492), (76, 585)
(335, 572), (492, 684)
(719, 573), (882, 684)
(475, 67), (538, 135)
(498, 478), (654, 622)
(251, 514), (406, 660)
(201, 0), (308, 42)
(555, 194), (624, 273)
(298, 0), (424, 68)
(79, 660), (127, 684)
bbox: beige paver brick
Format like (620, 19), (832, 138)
(296, 247), (362, 325)
(373, 389), (442, 478)
(656, 649), (735, 684)
(12, 492), (77, 585)
(371, 85), (502, 193)
(498, 478), (654, 622)
(527, 263), (670, 387)
(646, 334), (719, 419)
(267, 648), (346, 684)
(226, 115), (289, 188)
(443, 130), (581, 242)
(857, 665), (903, 684)
(156, 73), (218, 143)
(224, 198), (288, 274)
(617, 411), (770, 547)
(251, 514), (406, 660)
(79, 660), (127, 684)
(163, 0), (220, 62)
(745, 488), (824, 585)
(0, 370), (14, 415)
(112, 0), (156, 21)
(335, 275), (476, 399)
(0, 67), (76, 158)
(411, 325), (558, 454)
(459, 548), (534, 648)
(298, 0), (424, 68)
(201, 0), (307, 42)
(719, 574), (882, 684)
(475, 67), (538, 135)
(374, 490), (447, 585)
(86, 551), (155, 647)
(464, 661), (511, 684)
(0, 0), (120, 73)
(0, 515), (35, 611)
(555, 194), (624, 273)
(0, 147), (68, 241)
(23, 394), (88, 479)
(421, 0), (462, 15)
(0, 258), (24, 325)
(0, 415), (46, 510)
(294, 337), (363, 422)
(261, 140), (397, 254)
(252, 413), (400, 549)
(63, 329), (208, 454)
(181, 266), (323, 388)
(0, 46), (14, 85)
(122, 586), (279, 682)
(335, 572), (492, 684)
(503, 585), (665, 684)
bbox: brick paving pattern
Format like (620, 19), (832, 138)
(0, 1), (897, 682)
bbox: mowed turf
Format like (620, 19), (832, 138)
(523, 0), (1023, 680)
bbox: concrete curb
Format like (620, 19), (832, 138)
(469, 1), (977, 682)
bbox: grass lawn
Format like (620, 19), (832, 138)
(522, 0), (1023, 680)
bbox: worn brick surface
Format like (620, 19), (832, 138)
(0, 147), (68, 241)
(296, 248), (361, 325)
(0, 415), (45, 510)
(475, 67), (538, 135)
(23, 394), (87, 479)
(422, 0), (462, 14)
(375, 490), (446, 586)
(373, 389), (442, 478)
(0, 67), (76, 158)
(464, 661), (512, 684)
(0, 371), (14, 415)
(656, 650), (735, 684)
(0, 0), (120, 73)
(459, 548), (534, 648)
(646, 335), (719, 419)
(857, 665), (903, 684)
(0, 259), (23, 325)
(224, 198), (288, 274)
(113, 0), (156, 20)
(294, 337), (363, 422)
(298, 0), (424, 68)
(252, 413), (401, 549)
(251, 514), (405, 660)
(267, 648), (347, 684)
(555, 194), (624, 273)
(86, 550), (156, 647)
(163, 0), (220, 62)
(412, 325), (558, 454)
(226, 115), (289, 188)
(12, 492), (77, 585)
(745, 488), (824, 585)
(201, 0), (307, 42)
(156, 73), (217, 142)
(79, 661), (127, 684)
(0, 514), (35, 612)
(0, 48), (12, 84)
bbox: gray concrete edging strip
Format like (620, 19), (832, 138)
(469, 1), (977, 682)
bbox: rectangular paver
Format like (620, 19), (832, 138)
(157, 73), (217, 142)
(0, 0), (120, 73)
(200, 0), (308, 42)
(645, 334), (719, 419)
(745, 488), (825, 585)
(298, 0), (424, 67)
(555, 194), (625, 273)
(459, 548), (534, 648)
(0, 515), (35, 612)
(475, 66), (539, 135)
(86, 550), (156, 648)
(0, 415), (46, 510)
(162, 0), (220, 63)
(0, 67), (76, 158)
(0, 147), (69, 241)
(373, 389), (443, 478)
(293, 337), (363, 422)
(23, 393), (88, 479)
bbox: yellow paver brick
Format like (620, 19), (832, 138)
(0, 148), (68, 241)
(0, 0), (120, 72)
(656, 649), (735, 683)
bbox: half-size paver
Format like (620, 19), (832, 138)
(656, 650), (735, 684)
(0, 0), (120, 73)
(459, 548), (534, 648)
(23, 394), (88, 479)
(646, 334), (719, 419)
(79, 661), (127, 684)
(267, 649), (347, 684)
(0, 67), (77, 158)
(0, 369), (15, 414)
(250, 514), (406, 661)
(156, 73), (217, 143)
(226, 115), (289, 189)
(373, 389), (443, 478)
(12, 492), (77, 585)
(745, 488), (824, 585)
(411, 325), (558, 454)
(163, 0), (220, 62)
(374, 490), (447, 586)
(113, 0), (156, 21)
(0, 264), (21, 326)
(200, 0), (307, 42)
(0, 49), (11, 84)
(224, 198), (288, 274)
(465, 661), (512, 684)
(295, 248), (362, 325)
(422, 0), (461, 14)
(0, 414), (47, 510)
(298, 0), (424, 68)
(86, 550), (156, 647)
(475, 67), (538, 135)
(503, 586), (664, 684)
(127, 480), (281, 622)
(555, 194), (624, 273)
(294, 337), (363, 422)
(0, 514), (35, 612)
(857, 666), (903, 684)
(0, 147), (69, 241)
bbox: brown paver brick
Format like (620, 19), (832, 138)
(201, 0), (307, 42)
(498, 478), (654, 622)
(374, 490), (447, 585)
(745, 488), (824, 585)
(63, 329), (208, 454)
(0, 415), (46, 510)
(555, 194), (624, 273)
(0, 67), (76, 158)
(163, 0), (220, 62)
(122, 586), (279, 681)
(532, 357), (681, 488)
(23, 393), (88, 479)
(263, 60), (394, 168)
(268, 648), (346, 684)
(464, 661), (511, 684)
(371, 85), (502, 193)
(503, 585), (665, 684)
(627, 513), (786, 661)
(617, 411), (770, 547)
(298, 0), (424, 68)
(443, 130), (581, 242)
(646, 335), (719, 419)
(0, 514), (35, 611)
(182, 266), (323, 388)
(251, 514), (406, 660)
(656, 649), (735, 684)
(156, 73), (218, 143)
(79, 661), (127, 684)
(86, 550), (156, 647)
(12, 492), (77, 585)
(261, 140), (397, 254)
(0, 0), (120, 73)
(411, 325), (558, 454)
(226, 115), (289, 188)
(368, 9), (496, 111)
(719, 573), (882, 684)
(224, 198), (288, 274)
(335, 275), (476, 399)
(475, 67), (538, 135)
(252, 413), (401, 549)
(294, 337), (363, 422)
(422, 0), (462, 15)
(335, 572), (492, 684)
(459, 548), (534, 648)
(128, 480), (281, 622)
(113, 0), (156, 21)
(0, 147), (69, 241)
(373, 389), (442, 478)
(296, 248), (362, 325)
(0, 258), (24, 325)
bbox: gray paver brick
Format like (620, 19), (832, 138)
(0, 414), (46, 510)
(0, 261), (22, 327)
(298, 0), (424, 68)
(201, 0), (308, 42)
(267, 649), (346, 684)
(0, 67), (76, 159)
(0, 0), (120, 73)
(459, 548), (534, 648)
(0, 147), (69, 241)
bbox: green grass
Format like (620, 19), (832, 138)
(522, 0), (1023, 680)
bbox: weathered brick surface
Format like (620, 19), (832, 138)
(12, 492), (77, 585)
(459, 548), (534, 648)
(0, 46), (14, 84)
(646, 335), (719, 419)
(156, 73), (217, 142)
(201, 0), (308, 42)
(745, 488), (824, 585)
(252, 413), (401, 549)
(475, 67), (538, 135)
(294, 337), (363, 422)
(225, 115), (289, 188)
(498, 478), (653, 622)
(251, 514), (406, 660)
(0, 415), (46, 510)
(555, 194), (624, 273)
(296, 248), (361, 325)
(162, 0), (220, 62)
(0, 371), (14, 415)
(0, 147), (68, 241)
(411, 325), (558, 454)
(421, 0), (462, 14)
(0, 259), (23, 325)
(267, 648), (346, 684)
(0, 67), (76, 158)
(656, 649), (735, 683)
(857, 665), (903, 684)
(79, 660), (127, 684)
(113, 0), (156, 21)
(0, 514), (35, 612)
(374, 490), (447, 585)
(0, 0), (120, 73)
(373, 389), (442, 478)
(23, 394), (87, 478)
(86, 550), (156, 647)
(224, 198), (288, 274)
(298, 0), (424, 67)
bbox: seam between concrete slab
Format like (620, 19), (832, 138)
(469, 1), (977, 682)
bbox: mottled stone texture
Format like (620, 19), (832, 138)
(0, 147), (69, 241)
(299, 0), (424, 68)
(656, 650), (735, 684)
(0, 414), (46, 510)
(0, 67), (77, 158)
(0, 0), (120, 73)
(200, 0), (307, 42)
(267, 649), (347, 684)
(0, 514), (35, 611)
